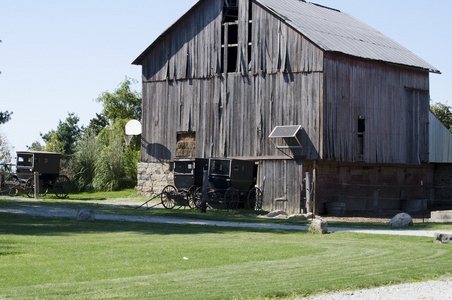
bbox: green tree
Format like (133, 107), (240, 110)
(27, 141), (44, 151)
(430, 102), (452, 132)
(95, 77), (142, 124)
(41, 113), (81, 157)
(85, 113), (109, 136)
(40, 131), (61, 153)
(67, 78), (142, 192)
(0, 111), (12, 124)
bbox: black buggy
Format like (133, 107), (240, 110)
(160, 158), (208, 209)
(2, 151), (70, 198)
(193, 158), (262, 210)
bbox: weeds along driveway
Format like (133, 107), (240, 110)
(1, 198), (452, 237)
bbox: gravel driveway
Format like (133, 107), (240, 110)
(305, 278), (452, 300)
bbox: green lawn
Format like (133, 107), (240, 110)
(0, 212), (451, 299)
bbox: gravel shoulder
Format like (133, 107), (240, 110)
(304, 278), (452, 300)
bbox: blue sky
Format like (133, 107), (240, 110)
(1, 0), (451, 160)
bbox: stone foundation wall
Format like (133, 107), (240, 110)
(137, 162), (173, 197)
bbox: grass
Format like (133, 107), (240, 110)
(14, 188), (144, 201)
(0, 213), (451, 299)
(2, 188), (452, 230)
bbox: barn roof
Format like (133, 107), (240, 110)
(256, 0), (439, 73)
(133, 0), (439, 73)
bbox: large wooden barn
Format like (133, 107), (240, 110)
(133, 0), (447, 215)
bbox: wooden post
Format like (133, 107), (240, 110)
(305, 171), (312, 213)
(34, 172), (39, 199)
(313, 161), (318, 215)
(200, 167), (208, 213)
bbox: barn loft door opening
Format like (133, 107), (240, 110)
(223, 0), (238, 22)
(176, 132), (196, 158)
(221, 0), (252, 73)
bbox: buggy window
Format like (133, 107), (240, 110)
(209, 160), (230, 176)
(17, 155), (33, 167)
(174, 162), (194, 175)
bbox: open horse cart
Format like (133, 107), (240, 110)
(195, 158), (262, 210)
(2, 151), (70, 198)
(159, 158), (208, 209)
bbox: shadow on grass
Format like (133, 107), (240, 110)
(0, 197), (304, 227)
(0, 212), (305, 237)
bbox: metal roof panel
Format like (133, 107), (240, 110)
(256, 0), (439, 73)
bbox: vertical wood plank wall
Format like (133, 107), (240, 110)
(140, 0), (323, 212)
(323, 53), (430, 164)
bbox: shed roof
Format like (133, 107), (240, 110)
(256, 0), (439, 73)
(133, 0), (439, 73)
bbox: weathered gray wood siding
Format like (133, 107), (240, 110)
(140, 0), (324, 212)
(142, 71), (322, 161)
(141, 0), (223, 81)
(323, 53), (430, 164)
(141, 0), (324, 164)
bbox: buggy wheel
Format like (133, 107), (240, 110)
(25, 178), (34, 198)
(187, 186), (199, 209)
(224, 187), (239, 210)
(247, 187), (263, 210)
(192, 186), (203, 208)
(2, 175), (19, 196)
(26, 178), (49, 198)
(54, 175), (70, 198)
(161, 185), (177, 209)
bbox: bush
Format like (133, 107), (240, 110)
(71, 129), (99, 192)
(93, 121), (139, 191)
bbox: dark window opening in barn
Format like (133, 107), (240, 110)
(227, 47), (238, 72)
(222, 0), (239, 73)
(226, 23), (238, 44)
(223, 0), (239, 23)
(358, 118), (365, 160)
(248, 18), (252, 67)
(176, 132), (196, 158)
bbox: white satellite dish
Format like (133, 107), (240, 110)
(125, 120), (142, 146)
(125, 120), (142, 135)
